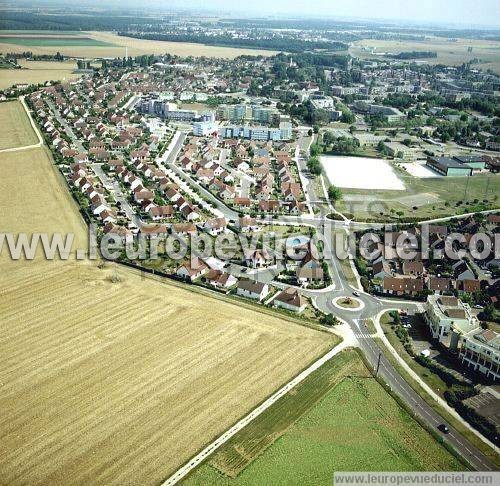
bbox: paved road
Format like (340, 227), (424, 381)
(158, 132), (226, 218)
(158, 135), (498, 473)
(45, 99), (85, 152)
(300, 220), (497, 471)
(91, 163), (143, 227)
(352, 318), (496, 471)
(160, 133), (239, 221)
(293, 133), (315, 218)
(218, 148), (255, 198)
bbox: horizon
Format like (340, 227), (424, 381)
(2, 0), (500, 29)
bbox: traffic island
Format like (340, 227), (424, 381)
(332, 296), (364, 311)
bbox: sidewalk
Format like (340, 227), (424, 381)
(373, 309), (497, 452)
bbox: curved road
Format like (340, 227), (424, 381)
(162, 130), (498, 473)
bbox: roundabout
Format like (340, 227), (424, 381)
(332, 296), (365, 312)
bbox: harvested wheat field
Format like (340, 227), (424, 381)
(0, 143), (334, 484)
(0, 31), (278, 59)
(0, 101), (38, 150)
(0, 60), (82, 90)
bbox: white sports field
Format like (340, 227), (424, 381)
(401, 161), (443, 178)
(320, 156), (405, 190)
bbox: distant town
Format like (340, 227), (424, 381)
(0, 5), (499, 484)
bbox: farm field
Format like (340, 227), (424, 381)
(0, 100), (38, 149)
(184, 350), (464, 486)
(0, 30), (278, 59)
(0, 138), (334, 484)
(0, 260), (335, 485)
(0, 34), (115, 47)
(338, 166), (500, 221)
(0, 147), (87, 255)
(350, 37), (500, 74)
(0, 59), (82, 89)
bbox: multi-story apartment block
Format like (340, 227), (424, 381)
(252, 105), (280, 124)
(218, 125), (286, 141)
(459, 328), (500, 381)
(217, 104), (279, 124)
(424, 295), (479, 348)
(217, 104), (252, 121)
(279, 121), (292, 140)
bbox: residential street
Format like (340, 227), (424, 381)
(9, 17), (500, 486)
(45, 98), (85, 152)
(162, 129), (497, 471)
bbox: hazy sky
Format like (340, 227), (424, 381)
(166, 0), (500, 27)
(20, 0), (500, 27)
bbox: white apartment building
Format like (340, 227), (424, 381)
(459, 329), (500, 381)
(424, 295), (479, 348)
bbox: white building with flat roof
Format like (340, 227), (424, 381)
(424, 295), (479, 348)
(459, 328), (500, 381)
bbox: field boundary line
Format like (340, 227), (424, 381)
(161, 341), (350, 485)
(20, 95), (44, 146)
(0, 143), (42, 153)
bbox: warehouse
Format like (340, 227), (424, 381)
(426, 156), (473, 176)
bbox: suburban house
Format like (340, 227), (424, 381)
(202, 217), (228, 236)
(149, 205), (174, 220)
(176, 258), (209, 281)
(273, 287), (307, 313)
(372, 258), (392, 280)
(296, 253), (324, 284)
(382, 276), (424, 296)
(204, 269), (238, 289)
(236, 279), (270, 301)
(244, 248), (273, 269)
(239, 216), (260, 233)
(427, 277), (453, 294)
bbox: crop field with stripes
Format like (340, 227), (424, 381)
(0, 130), (335, 485)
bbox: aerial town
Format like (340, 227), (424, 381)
(0, 3), (499, 485)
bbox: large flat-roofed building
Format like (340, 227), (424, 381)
(383, 141), (417, 160)
(331, 85), (361, 96)
(426, 296), (499, 380)
(218, 125), (286, 141)
(138, 98), (198, 121)
(424, 295), (479, 348)
(426, 156), (473, 177)
(459, 329), (500, 381)
(368, 104), (406, 123)
(217, 104), (279, 124)
(252, 105), (279, 124)
(453, 154), (487, 171)
(310, 95), (335, 110)
(217, 104), (251, 121)
(354, 133), (386, 147)
(193, 120), (217, 136)
(279, 121), (292, 140)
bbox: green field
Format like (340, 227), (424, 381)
(0, 36), (115, 47)
(340, 169), (500, 222)
(183, 351), (464, 486)
(380, 312), (449, 396)
(0, 30), (81, 35)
